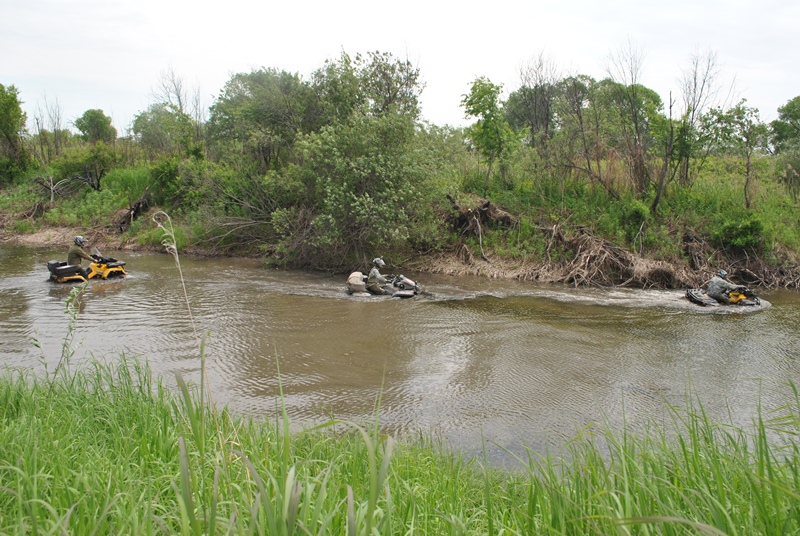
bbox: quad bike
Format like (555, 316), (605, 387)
(47, 248), (127, 283)
(685, 286), (761, 307)
(346, 272), (420, 299)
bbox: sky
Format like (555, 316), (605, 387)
(2, 0), (799, 134)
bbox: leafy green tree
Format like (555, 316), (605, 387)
(770, 95), (800, 153)
(462, 77), (517, 197)
(311, 52), (362, 126)
(132, 103), (194, 159)
(74, 109), (116, 144)
(597, 79), (665, 197)
(51, 141), (116, 191)
(356, 51), (422, 118)
(0, 83), (30, 184)
(505, 53), (560, 151)
(505, 83), (557, 148)
(208, 68), (322, 174)
(312, 51), (423, 123)
(703, 100), (768, 208)
(552, 75), (621, 199)
(280, 113), (434, 266)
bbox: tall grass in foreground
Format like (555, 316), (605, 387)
(2, 359), (800, 534)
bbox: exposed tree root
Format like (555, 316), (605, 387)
(416, 223), (800, 290)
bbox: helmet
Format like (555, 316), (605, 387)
(372, 257), (385, 267)
(74, 236), (88, 247)
(716, 269), (728, 279)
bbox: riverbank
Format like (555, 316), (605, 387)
(4, 221), (800, 290)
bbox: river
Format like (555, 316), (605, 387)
(2, 244), (799, 465)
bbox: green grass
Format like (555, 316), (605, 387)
(3, 352), (800, 534)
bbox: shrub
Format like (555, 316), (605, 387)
(711, 213), (768, 253)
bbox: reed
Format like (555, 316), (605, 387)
(2, 361), (800, 534)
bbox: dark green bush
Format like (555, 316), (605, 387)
(711, 214), (768, 253)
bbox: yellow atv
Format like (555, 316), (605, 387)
(47, 249), (127, 283)
(685, 286), (761, 307)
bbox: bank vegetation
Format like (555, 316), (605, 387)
(2, 48), (800, 289)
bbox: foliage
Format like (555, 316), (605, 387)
(620, 197), (651, 240)
(208, 68), (322, 174)
(312, 51), (423, 123)
(3, 48), (800, 276)
(283, 113), (433, 265)
(102, 166), (151, 202)
(49, 141), (117, 191)
(462, 77), (518, 197)
(770, 95), (800, 153)
(710, 212), (768, 253)
(132, 103), (195, 160)
(505, 83), (557, 149)
(0, 83), (31, 184)
(74, 109), (117, 144)
(701, 100), (769, 208)
(775, 148), (800, 202)
(146, 156), (215, 210)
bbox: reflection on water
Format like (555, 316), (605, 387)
(1, 244), (799, 465)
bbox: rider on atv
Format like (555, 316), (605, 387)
(366, 257), (389, 295)
(706, 269), (746, 304)
(67, 236), (95, 276)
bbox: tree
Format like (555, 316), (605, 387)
(0, 83), (30, 184)
(462, 77), (516, 197)
(676, 49), (722, 185)
(505, 52), (560, 150)
(132, 103), (194, 160)
(605, 40), (656, 197)
(282, 113), (429, 265)
(311, 51), (424, 122)
(771, 95), (800, 153)
(358, 51), (423, 118)
(703, 100), (768, 209)
(74, 109), (116, 144)
(208, 68), (322, 173)
(53, 141), (116, 191)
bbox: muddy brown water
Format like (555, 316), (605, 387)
(2, 244), (800, 465)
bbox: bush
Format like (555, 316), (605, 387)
(103, 167), (151, 201)
(711, 213), (768, 253)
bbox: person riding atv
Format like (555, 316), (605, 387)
(67, 236), (95, 276)
(366, 257), (389, 295)
(705, 269), (752, 304)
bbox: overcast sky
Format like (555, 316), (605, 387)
(2, 0), (798, 133)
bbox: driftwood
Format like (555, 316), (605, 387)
(34, 175), (85, 201)
(447, 195), (517, 235)
(18, 201), (47, 220)
(115, 189), (151, 233)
